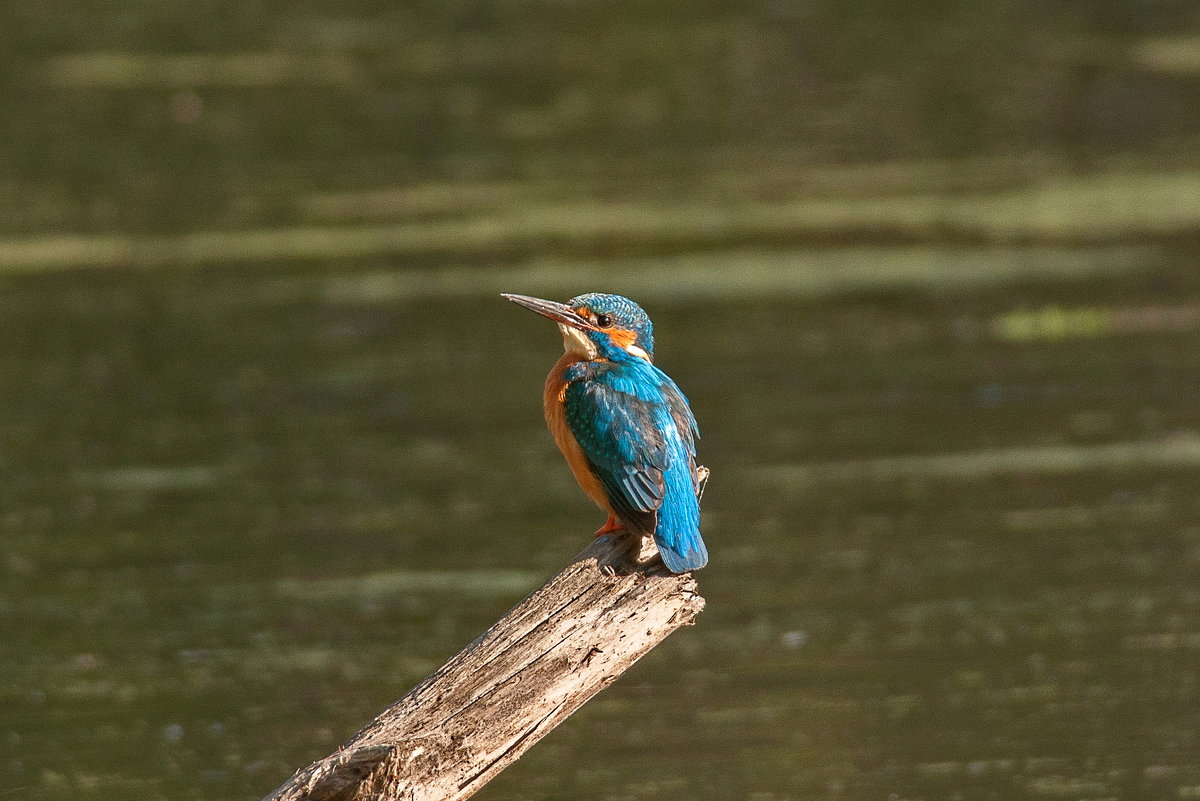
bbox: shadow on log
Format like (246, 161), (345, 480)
(262, 530), (705, 801)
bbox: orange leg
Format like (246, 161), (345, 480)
(594, 515), (623, 537)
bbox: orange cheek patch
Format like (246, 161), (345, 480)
(608, 328), (649, 359)
(609, 328), (637, 349)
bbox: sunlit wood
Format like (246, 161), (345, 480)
(262, 532), (705, 801)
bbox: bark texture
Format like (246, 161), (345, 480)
(262, 531), (705, 801)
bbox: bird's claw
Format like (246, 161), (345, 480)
(594, 516), (624, 537)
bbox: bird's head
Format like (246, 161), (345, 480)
(502, 292), (655, 362)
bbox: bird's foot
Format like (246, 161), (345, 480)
(594, 516), (623, 537)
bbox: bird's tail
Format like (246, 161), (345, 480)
(654, 463), (708, 573)
(656, 528), (708, 573)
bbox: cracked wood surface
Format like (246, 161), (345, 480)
(262, 531), (706, 801)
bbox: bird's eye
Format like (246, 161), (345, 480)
(595, 313), (612, 328)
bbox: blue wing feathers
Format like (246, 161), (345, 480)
(562, 359), (708, 572)
(655, 444), (708, 573)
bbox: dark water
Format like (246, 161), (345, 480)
(3, 259), (1200, 800)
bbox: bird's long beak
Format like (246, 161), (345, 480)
(501, 293), (595, 331)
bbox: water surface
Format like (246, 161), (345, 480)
(3, 258), (1200, 800)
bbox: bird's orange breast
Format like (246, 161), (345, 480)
(544, 353), (613, 514)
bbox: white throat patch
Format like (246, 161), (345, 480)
(558, 323), (597, 359)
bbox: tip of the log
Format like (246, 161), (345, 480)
(585, 529), (682, 577)
(578, 531), (704, 623)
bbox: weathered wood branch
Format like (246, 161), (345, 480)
(262, 531), (705, 801)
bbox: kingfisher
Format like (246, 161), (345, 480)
(502, 292), (708, 573)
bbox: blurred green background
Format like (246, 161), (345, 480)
(3, 3), (1200, 800)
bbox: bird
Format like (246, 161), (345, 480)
(502, 292), (708, 573)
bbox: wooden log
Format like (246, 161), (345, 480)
(262, 530), (706, 801)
